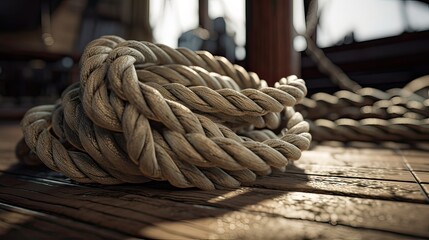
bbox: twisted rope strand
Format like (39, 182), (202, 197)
(19, 36), (311, 190)
(297, 75), (429, 145)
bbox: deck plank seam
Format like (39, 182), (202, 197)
(293, 161), (410, 171)
(284, 171), (418, 183)
(397, 150), (429, 203)
(242, 183), (428, 204)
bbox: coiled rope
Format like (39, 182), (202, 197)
(17, 35), (311, 190)
(297, 76), (429, 144)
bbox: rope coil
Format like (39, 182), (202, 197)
(19, 35), (311, 190)
(297, 77), (429, 144)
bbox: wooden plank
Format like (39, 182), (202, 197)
(401, 150), (429, 193)
(287, 164), (415, 182)
(245, 171), (426, 203)
(0, 203), (128, 239)
(102, 184), (429, 238)
(423, 185), (429, 197)
(299, 148), (407, 170)
(0, 172), (429, 238)
(0, 209), (50, 240)
(414, 172), (429, 184)
(402, 151), (429, 172)
(0, 173), (424, 239)
(0, 174), (213, 239)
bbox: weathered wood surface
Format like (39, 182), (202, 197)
(0, 122), (428, 239)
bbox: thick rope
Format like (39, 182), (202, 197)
(297, 76), (429, 144)
(18, 36), (311, 190)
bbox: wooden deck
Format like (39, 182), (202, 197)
(0, 122), (428, 239)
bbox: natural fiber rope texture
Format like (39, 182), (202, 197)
(18, 35), (311, 190)
(297, 76), (429, 145)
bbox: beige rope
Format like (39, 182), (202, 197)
(297, 77), (429, 144)
(18, 35), (311, 190)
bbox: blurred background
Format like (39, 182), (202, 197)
(0, 0), (428, 119)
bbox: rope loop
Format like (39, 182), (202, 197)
(297, 76), (429, 146)
(19, 36), (311, 190)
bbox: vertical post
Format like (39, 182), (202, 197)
(122, 0), (153, 42)
(246, 0), (300, 86)
(199, 0), (211, 31)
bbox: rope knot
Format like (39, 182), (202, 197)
(19, 35), (311, 190)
